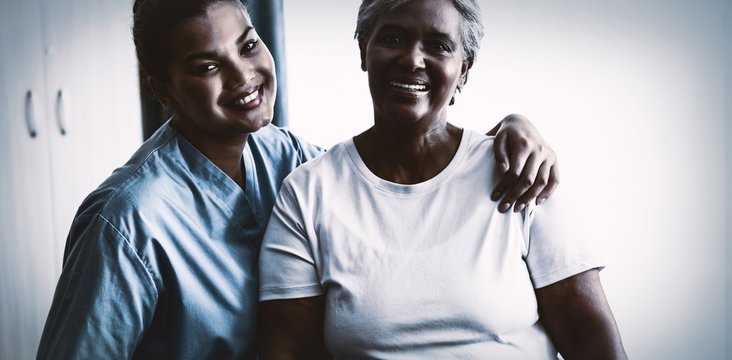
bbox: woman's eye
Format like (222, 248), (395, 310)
(433, 42), (451, 53)
(195, 63), (218, 74)
(242, 40), (259, 54)
(381, 34), (402, 46)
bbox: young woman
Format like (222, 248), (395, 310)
(37, 0), (561, 358)
(258, 0), (626, 359)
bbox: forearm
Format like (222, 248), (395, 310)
(536, 270), (627, 360)
(258, 297), (331, 360)
(259, 343), (330, 360)
(259, 333), (331, 360)
(551, 316), (627, 360)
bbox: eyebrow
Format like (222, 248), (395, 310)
(376, 24), (457, 44)
(182, 26), (254, 63)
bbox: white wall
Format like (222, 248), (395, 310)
(726, 0), (732, 357)
(284, 1), (729, 359)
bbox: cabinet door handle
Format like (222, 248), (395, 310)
(56, 89), (68, 136)
(25, 90), (38, 138)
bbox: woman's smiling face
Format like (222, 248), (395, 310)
(159, 2), (276, 136)
(361, 0), (469, 127)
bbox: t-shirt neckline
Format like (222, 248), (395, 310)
(345, 128), (472, 195)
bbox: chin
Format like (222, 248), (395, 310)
(227, 107), (273, 132)
(244, 115), (273, 133)
(382, 107), (426, 125)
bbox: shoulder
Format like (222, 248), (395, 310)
(64, 180), (163, 290)
(280, 140), (351, 188)
(438, 128), (499, 182)
(65, 152), (181, 289)
(268, 141), (354, 215)
(248, 124), (324, 163)
(524, 188), (606, 288)
(462, 129), (496, 162)
(71, 127), (188, 248)
(248, 123), (294, 146)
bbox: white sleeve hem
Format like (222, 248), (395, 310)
(259, 283), (324, 302)
(531, 262), (605, 289)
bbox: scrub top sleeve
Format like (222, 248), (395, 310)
(36, 215), (158, 360)
(281, 128), (326, 163)
(259, 182), (323, 302)
(524, 190), (605, 289)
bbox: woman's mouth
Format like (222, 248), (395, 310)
(389, 81), (430, 92)
(228, 87), (262, 110)
(235, 90), (259, 106)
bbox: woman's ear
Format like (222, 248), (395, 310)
(451, 58), (474, 106)
(359, 38), (368, 72)
(459, 58), (474, 89)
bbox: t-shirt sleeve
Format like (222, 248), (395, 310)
(523, 190), (605, 289)
(36, 214), (158, 359)
(259, 181), (323, 302)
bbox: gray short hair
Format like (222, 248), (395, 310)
(354, 0), (484, 62)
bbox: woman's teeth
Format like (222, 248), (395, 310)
(234, 90), (258, 106)
(390, 81), (428, 91)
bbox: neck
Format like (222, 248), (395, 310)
(354, 116), (462, 184)
(171, 117), (249, 190)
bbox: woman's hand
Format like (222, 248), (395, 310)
(487, 114), (559, 213)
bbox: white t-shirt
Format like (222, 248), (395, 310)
(259, 129), (603, 359)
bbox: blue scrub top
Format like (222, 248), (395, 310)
(36, 121), (323, 359)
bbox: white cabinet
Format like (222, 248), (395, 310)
(0, 1), (57, 359)
(0, 0), (142, 358)
(41, 0), (144, 254)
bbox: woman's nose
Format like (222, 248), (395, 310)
(398, 45), (426, 72)
(224, 59), (254, 89)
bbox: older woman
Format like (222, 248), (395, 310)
(257, 0), (626, 359)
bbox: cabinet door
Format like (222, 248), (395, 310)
(41, 0), (143, 262)
(0, 1), (58, 359)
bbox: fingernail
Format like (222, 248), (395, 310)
(499, 162), (508, 173)
(537, 197), (546, 205)
(514, 203), (525, 212)
(499, 202), (511, 212)
(491, 191), (501, 200)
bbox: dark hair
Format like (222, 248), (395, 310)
(132, 0), (248, 82)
